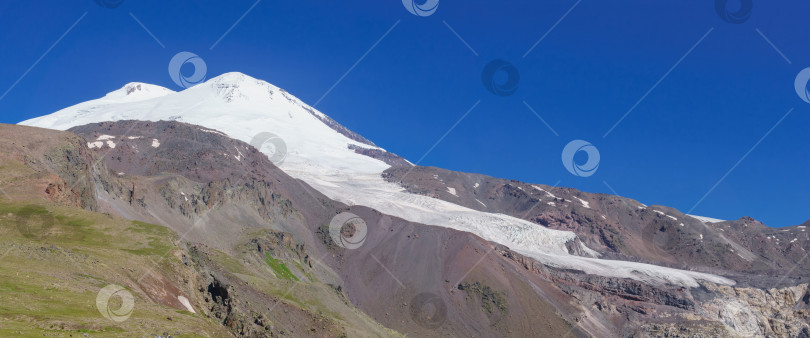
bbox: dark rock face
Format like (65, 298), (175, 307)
(41, 138), (97, 210)
(347, 144), (411, 167)
(206, 278), (230, 309)
(191, 244), (342, 338)
(299, 104), (377, 147)
(298, 104), (410, 167)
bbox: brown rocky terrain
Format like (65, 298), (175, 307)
(0, 123), (404, 337)
(2, 121), (809, 337)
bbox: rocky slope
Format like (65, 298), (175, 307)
(0, 123), (396, 337)
(3, 122), (808, 336)
(0, 122), (584, 336)
(383, 166), (810, 289)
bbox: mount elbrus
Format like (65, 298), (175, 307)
(1, 72), (807, 337)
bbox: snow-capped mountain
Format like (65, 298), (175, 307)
(23, 73), (387, 175)
(20, 72), (734, 287)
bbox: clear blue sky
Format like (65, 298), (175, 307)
(1, 0), (808, 227)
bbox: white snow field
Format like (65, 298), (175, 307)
(20, 72), (734, 287)
(689, 214), (727, 224)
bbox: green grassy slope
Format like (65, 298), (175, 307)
(0, 201), (231, 337)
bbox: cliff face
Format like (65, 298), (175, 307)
(698, 283), (810, 337)
(0, 124), (98, 210)
(493, 242), (810, 337)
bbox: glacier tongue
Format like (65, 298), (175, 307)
(19, 72), (734, 287)
(285, 166), (734, 287)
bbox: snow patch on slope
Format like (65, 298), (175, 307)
(177, 296), (195, 313)
(575, 197), (590, 209)
(532, 185), (558, 199)
(689, 214), (726, 224)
